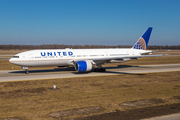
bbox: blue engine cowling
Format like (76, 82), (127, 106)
(75, 60), (93, 72)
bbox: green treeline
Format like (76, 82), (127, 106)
(0, 44), (180, 50)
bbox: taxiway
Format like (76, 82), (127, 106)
(0, 64), (180, 82)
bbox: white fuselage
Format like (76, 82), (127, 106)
(9, 48), (151, 67)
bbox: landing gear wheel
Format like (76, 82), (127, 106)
(93, 68), (106, 72)
(25, 69), (29, 74)
(94, 69), (98, 72)
(100, 68), (106, 72)
(102, 68), (106, 72)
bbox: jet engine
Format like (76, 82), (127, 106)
(75, 60), (93, 72)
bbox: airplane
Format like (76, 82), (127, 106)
(9, 27), (162, 74)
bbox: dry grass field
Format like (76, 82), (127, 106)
(0, 50), (180, 120)
(0, 72), (180, 119)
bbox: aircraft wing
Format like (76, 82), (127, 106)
(73, 54), (163, 65)
(93, 54), (163, 61)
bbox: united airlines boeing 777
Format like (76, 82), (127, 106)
(9, 27), (162, 74)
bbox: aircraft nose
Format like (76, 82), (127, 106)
(9, 58), (13, 63)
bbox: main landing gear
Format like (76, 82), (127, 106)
(93, 65), (106, 72)
(93, 68), (106, 72)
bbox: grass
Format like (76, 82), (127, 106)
(0, 72), (180, 119)
(0, 49), (27, 55)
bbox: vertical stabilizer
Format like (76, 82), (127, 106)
(132, 27), (153, 50)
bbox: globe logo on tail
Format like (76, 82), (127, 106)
(133, 37), (146, 50)
(132, 27), (152, 50)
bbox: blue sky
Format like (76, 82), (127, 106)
(0, 0), (180, 45)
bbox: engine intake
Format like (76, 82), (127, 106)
(75, 60), (93, 72)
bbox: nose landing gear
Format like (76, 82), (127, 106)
(23, 66), (29, 74)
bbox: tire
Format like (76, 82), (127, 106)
(25, 69), (29, 74)
(94, 68), (106, 72)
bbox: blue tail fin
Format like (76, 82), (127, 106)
(132, 27), (153, 50)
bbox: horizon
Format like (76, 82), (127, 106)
(1, 44), (179, 46)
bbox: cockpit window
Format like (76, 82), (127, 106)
(13, 56), (19, 58)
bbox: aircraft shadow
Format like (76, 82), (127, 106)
(72, 70), (145, 75)
(9, 65), (147, 74)
(9, 67), (75, 73)
(104, 65), (149, 69)
(103, 70), (145, 75)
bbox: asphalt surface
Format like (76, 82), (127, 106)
(0, 55), (12, 60)
(0, 64), (180, 82)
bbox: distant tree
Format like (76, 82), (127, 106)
(0, 44), (180, 50)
